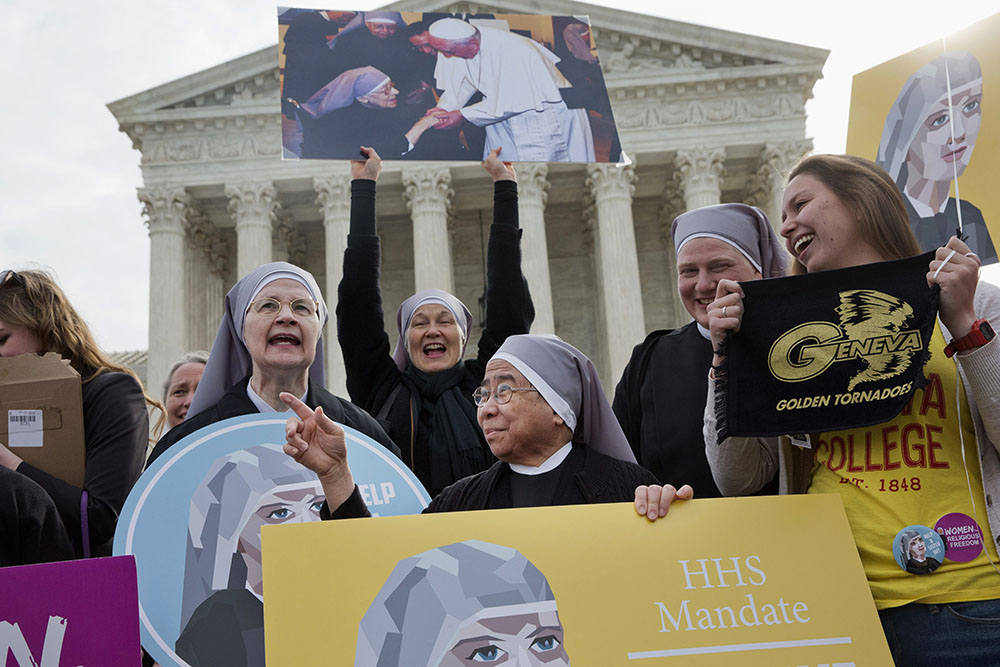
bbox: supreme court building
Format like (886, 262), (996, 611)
(109, 0), (828, 398)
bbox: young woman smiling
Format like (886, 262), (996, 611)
(705, 154), (1000, 665)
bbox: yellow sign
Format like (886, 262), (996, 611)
(846, 12), (1000, 262)
(262, 494), (891, 666)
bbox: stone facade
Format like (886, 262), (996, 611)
(108, 0), (827, 397)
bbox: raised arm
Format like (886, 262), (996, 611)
(470, 148), (535, 373)
(337, 148), (404, 412)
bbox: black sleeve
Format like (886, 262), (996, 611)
(470, 180), (535, 373)
(320, 485), (372, 520)
(18, 373), (148, 555)
(0, 466), (75, 566)
(337, 181), (405, 414)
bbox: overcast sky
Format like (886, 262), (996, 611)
(1, 0), (997, 352)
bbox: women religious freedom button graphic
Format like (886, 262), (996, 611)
(113, 414), (429, 667)
(935, 512), (985, 563)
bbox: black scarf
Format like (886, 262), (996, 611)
(403, 363), (492, 493)
(716, 252), (939, 441)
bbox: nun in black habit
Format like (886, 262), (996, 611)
(613, 204), (787, 497)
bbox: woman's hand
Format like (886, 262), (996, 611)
(351, 146), (382, 181)
(929, 236), (980, 339)
(280, 393), (355, 509)
(404, 114), (440, 147)
(634, 484), (693, 521)
(708, 279), (747, 368)
(482, 147), (516, 182)
(0, 442), (22, 470)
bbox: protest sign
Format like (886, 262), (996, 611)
(847, 12), (1000, 264)
(114, 414), (428, 667)
(263, 494), (891, 666)
(0, 556), (139, 667)
(278, 8), (622, 163)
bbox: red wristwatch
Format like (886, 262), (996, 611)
(944, 318), (996, 358)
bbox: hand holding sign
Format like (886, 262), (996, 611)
(633, 483), (694, 521)
(928, 236), (980, 337)
(482, 147), (516, 183)
(709, 278), (747, 368)
(350, 146), (382, 181)
(280, 392), (356, 510)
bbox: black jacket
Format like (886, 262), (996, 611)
(326, 446), (659, 518)
(148, 376), (399, 466)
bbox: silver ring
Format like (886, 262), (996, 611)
(722, 306), (728, 317)
(965, 252), (978, 258)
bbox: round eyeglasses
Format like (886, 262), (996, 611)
(472, 384), (539, 407)
(248, 297), (319, 319)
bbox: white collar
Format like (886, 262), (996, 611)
(905, 189), (947, 218)
(509, 442), (573, 475)
(696, 322), (712, 341)
(246, 379), (305, 414)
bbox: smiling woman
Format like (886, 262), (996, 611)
(147, 262), (399, 466)
(337, 147), (533, 497)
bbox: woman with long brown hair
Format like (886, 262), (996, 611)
(705, 155), (1000, 664)
(0, 269), (157, 561)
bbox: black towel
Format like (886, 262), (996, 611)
(716, 251), (939, 440)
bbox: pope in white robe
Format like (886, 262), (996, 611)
(427, 19), (595, 162)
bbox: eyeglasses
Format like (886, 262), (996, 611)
(0, 270), (24, 289)
(248, 297), (319, 319)
(472, 384), (538, 407)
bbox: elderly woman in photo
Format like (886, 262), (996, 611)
(148, 261), (397, 464)
(356, 540), (569, 666)
(289, 66), (441, 159)
(175, 443), (325, 666)
(876, 51), (995, 262)
(337, 148), (532, 497)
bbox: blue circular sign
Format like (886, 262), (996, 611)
(114, 414), (428, 667)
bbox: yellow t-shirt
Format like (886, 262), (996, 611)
(809, 325), (1000, 609)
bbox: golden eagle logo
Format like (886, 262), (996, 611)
(836, 290), (914, 390)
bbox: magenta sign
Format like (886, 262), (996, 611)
(0, 556), (140, 666)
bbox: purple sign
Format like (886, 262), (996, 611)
(0, 556), (140, 666)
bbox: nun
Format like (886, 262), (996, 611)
(613, 203), (786, 497)
(148, 262), (398, 465)
(282, 334), (689, 517)
(356, 540), (569, 666)
(876, 51), (995, 261)
(290, 65), (440, 159)
(336, 147), (533, 497)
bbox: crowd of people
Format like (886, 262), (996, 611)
(281, 10), (620, 162)
(2, 152), (999, 663)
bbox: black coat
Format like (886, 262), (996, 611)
(147, 376), (399, 466)
(326, 446), (659, 518)
(17, 372), (148, 557)
(613, 322), (778, 498)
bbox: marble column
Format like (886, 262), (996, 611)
(402, 167), (454, 293)
(226, 180), (280, 279)
(745, 140), (813, 232)
(185, 211), (228, 351)
(658, 178), (691, 328)
(674, 146), (726, 210)
(314, 171), (352, 397)
(585, 162), (645, 386)
(139, 185), (189, 403)
(517, 164), (555, 333)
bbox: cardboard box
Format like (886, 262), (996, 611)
(0, 352), (85, 486)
